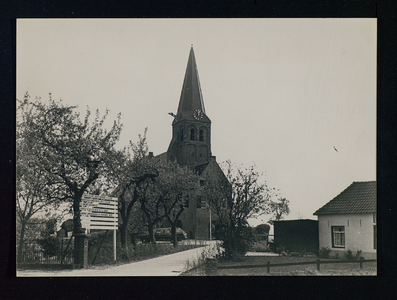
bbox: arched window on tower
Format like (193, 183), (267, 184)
(190, 128), (196, 140)
(199, 129), (204, 141)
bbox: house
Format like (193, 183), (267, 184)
(313, 181), (376, 259)
(273, 219), (319, 253)
(153, 46), (230, 240)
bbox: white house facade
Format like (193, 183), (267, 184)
(314, 181), (376, 259)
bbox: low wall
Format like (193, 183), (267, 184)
(182, 241), (223, 272)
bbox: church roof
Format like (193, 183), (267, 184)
(313, 181), (376, 215)
(174, 46), (210, 124)
(154, 152), (168, 164)
(194, 162), (210, 175)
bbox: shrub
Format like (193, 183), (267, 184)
(354, 250), (362, 260)
(318, 247), (332, 258)
(222, 226), (255, 258)
(344, 249), (354, 260)
(250, 240), (271, 252)
(37, 236), (60, 257)
(344, 249), (362, 261)
(274, 243), (285, 254)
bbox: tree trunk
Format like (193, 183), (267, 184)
(17, 221), (27, 264)
(148, 223), (156, 244)
(72, 194), (85, 266)
(129, 232), (137, 247)
(170, 223), (177, 247)
(119, 218), (130, 259)
(119, 221), (131, 259)
(72, 196), (83, 234)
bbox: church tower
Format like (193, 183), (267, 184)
(167, 46), (212, 167)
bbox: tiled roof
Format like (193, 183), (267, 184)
(313, 181), (376, 215)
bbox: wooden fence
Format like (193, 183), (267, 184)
(18, 237), (75, 266)
(206, 257), (376, 274)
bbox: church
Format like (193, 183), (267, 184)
(154, 46), (230, 240)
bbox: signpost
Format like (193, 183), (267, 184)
(80, 194), (118, 261)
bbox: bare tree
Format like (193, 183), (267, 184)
(203, 160), (274, 258)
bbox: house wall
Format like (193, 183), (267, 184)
(318, 213), (376, 259)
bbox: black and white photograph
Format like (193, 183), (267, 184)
(16, 18), (376, 277)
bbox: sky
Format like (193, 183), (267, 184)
(17, 18), (376, 226)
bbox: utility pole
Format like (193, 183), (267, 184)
(194, 204), (197, 246)
(209, 207), (212, 241)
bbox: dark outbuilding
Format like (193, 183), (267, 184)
(273, 219), (319, 254)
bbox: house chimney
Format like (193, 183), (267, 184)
(149, 152), (154, 158)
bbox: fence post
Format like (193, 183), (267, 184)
(360, 257), (364, 269)
(317, 259), (320, 271)
(74, 231), (89, 269)
(267, 261), (270, 273)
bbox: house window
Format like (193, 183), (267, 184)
(180, 128), (184, 141)
(199, 129), (204, 141)
(196, 196), (202, 208)
(332, 226), (345, 248)
(374, 225), (377, 249)
(190, 128), (196, 140)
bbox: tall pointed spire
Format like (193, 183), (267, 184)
(167, 46), (212, 167)
(176, 46), (206, 118)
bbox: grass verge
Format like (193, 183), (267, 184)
(180, 255), (377, 276)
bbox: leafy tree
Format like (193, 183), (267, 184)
(16, 96), (66, 263)
(268, 197), (290, 224)
(255, 223), (271, 235)
(203, 160), (274, 258)
(36, 218), (60, 257)
(61, 219), (74, 234)
(138, 167), (165, 245)
(20, 93), (122, 264)
(126, 203), (146, 245)
(109, 129), (159, 258)
(16, 217), (46, 255)
(158, 161), (198, 247)
(136, 159), (199, 246)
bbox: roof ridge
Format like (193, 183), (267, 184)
(352, 180), (376, 183)
(313, 181), (376, 215)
